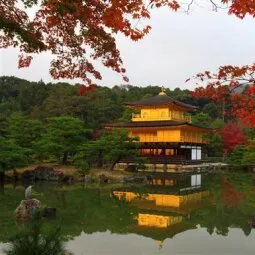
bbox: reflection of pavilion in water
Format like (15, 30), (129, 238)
(113, 173), (210, 247)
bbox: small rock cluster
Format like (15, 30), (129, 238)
(22, 166), (73, 182)
(123, 173), (152, 184)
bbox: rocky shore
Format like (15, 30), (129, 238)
(5, 165), (153, 185)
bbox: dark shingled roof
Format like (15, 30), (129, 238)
(125, 94), (197, 110)
(106, 120), (185, 128)
(105, 120), (212, 130)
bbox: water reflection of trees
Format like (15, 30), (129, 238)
(192, 174), (255, 237)
(0, 174), (254, 243)
(189, 205), (252, 236)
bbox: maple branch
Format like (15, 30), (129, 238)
(182, 0), (229, 13)
(209, 0), (218, 11)
(186, 0), (194, 13)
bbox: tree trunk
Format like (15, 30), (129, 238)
(110, 157), (121, 171)
(97, 151), (103, 168)
(62, 152), (68, 165)
(0, 171), (5, 184)
(0, 182), (4, 194)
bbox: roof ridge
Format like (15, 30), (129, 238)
(124, 94), (197, 110)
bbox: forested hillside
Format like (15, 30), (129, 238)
(0, 76), (220, 129)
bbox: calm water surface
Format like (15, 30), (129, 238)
(0, 173), (255, 255)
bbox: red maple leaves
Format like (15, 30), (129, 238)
(78, 84), (96, 96)
(228, 0), (255, 19)
(220, 123), (247, 154)
(0, 0), (181, 85)
(18, 54), (33, 68)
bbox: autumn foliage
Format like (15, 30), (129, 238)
(220, 177), (242, 208)
(78, 84), (96, 96)
(0, 0), (181, 85)
(1, 1), (254, 83)
(220, 123), (247, 154)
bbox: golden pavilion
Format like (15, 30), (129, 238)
(106, 89), (210, 169)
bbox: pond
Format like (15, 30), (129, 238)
(0, 172), (255, 255)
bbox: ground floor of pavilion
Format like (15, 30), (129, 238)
(117, 142), (207, 172)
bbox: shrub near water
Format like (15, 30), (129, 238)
(3, 214), (66, 255)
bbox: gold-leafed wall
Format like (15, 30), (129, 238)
(132, 107), (191, 122)
(129, 128), (206, 144)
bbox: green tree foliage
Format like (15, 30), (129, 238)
(245, 127), (255, 140)
(241, 141), (255, 165)
(202, 102), (221, 119)
(39, 84), (77, 118)
(167, 88), (191, 103)
(36, 116), (90, 164)
(227, 145), (247, 166)
(75, 88), (122, 128)
(203, 119), (225, 158)
(18, 81), (48, 113)
(192, 112), (211, 128)
(80, 129), (141, 170)
(206, 134), (223, 158)
(8, 113), (43, 150)
(0, 99), (21, 136)
(0, 137), (29, 173)
(74, 160), (91, 179)
(0, 98), (21, 118)
(118, 108), (138, 122)
(210, 118), (225, 130)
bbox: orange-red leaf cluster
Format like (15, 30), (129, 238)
(78, 84), (96, 96)
(18, 55), (33, 68)
(220, 123), (247, 154)
(0, 0), (183, 85)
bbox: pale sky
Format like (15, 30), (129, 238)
(1, 4), (255, 90)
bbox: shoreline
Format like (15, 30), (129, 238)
(4, 163), (132, 184)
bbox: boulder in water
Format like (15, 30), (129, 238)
(14, 199), (40, 221)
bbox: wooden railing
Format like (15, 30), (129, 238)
(180, 135), (206, 144)
(132, 112), (191, 122)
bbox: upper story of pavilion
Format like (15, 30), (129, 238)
(125, 89), (197, 123)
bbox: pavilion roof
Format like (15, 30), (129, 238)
(125, 94), (198, 111)
(105, 120), (211, 131)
